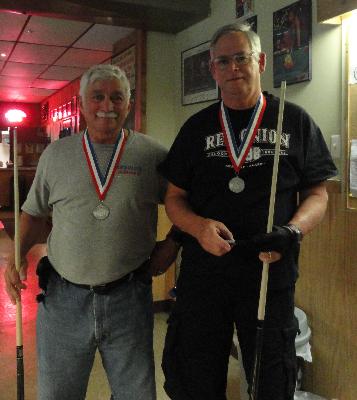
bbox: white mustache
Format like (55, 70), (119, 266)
(96, 111), (118, 118)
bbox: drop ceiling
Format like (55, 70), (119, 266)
(0, 1), (211, 103)
(0, 12), (135, 103)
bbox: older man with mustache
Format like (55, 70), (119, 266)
(5, 64), (179, 400)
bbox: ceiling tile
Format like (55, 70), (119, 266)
(10, 43), (67, 65)
(0, 75), (33, 88)
(0, 93), (50, 103)
(32, 79), (70, 90)
(0, 87), (28, 102)
(20, 87), (56, 97)
(0, 86), (56, 104)
(73, 25), (134, 51)
(0, 41), (15, 60)
(2, 62), (48, 78)
(19, 16), (92, 46)
(55, 48), (112, 68)
(0, 12), (28, 41)
(40, 65), (87, 81)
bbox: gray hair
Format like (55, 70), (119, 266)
(210, 23), (261, 55)
(79, 64), (131, 101)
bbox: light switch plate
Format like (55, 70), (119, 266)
(330, 134), (341, 158)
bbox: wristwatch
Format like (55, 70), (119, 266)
(285, 224), (303, 243)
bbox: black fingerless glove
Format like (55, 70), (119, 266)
(251, 224), (302, 254)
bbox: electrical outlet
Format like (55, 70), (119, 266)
(330, 134), (341, 158)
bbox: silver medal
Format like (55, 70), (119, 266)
(229, 176), (245, 193)
(93, 203), (110, 220)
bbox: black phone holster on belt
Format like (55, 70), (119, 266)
(36, 256), (53, 303)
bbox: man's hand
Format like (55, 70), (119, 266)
(149, 238), (180, 276)
(4, 256), (28, 305)
(252, 225), (299, 254)
(194, 218), (234, 256)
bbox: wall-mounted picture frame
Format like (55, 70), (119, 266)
(245, 15), (257, 32)
(273, 0), (312, 88)
(112, 30), (146, 132)
(236, 0), (254, 19)
(181, 41), (218, 106)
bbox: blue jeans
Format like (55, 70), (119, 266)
(36, 269), (156, 400)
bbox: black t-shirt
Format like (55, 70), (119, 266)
(159, 93), (337, 289)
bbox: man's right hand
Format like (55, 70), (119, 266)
(194, 218), (234, 256)
(4, 257), (28, 305)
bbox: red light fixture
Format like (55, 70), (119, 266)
(5, 109), (27, 124)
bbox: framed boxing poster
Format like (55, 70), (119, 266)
(273, 0), (312, 87)
(112, 30), (146, 132)
(236, 0), (254, 19)
(181, 41), (219, 106)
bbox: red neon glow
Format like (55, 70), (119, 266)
(4, 109), (27, 123)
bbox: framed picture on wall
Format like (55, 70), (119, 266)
(273, 0), (312, 87)
(111, 30), (146, 132)
(112, 45), (136, 130)
(245, 15), (257, 32)
(236, 0), (254, 19)
(181, 41), (218, 106)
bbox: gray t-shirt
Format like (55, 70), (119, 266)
(22, 131), (167, 285)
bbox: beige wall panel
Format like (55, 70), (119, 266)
(153, 205), (175, 301)
(296, 186), (357, 400)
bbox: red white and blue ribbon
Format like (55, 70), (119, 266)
(82, 129), (127, 201)
(219, 93), (266, 173)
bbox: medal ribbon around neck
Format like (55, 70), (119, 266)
(219, 93), (266, 174)
(82, 129), (127, 201)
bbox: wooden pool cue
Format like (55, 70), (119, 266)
(13, 126), (25, 400)
(249, 80), (286, 400)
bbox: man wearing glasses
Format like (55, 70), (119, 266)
(159, 24), (336, 400)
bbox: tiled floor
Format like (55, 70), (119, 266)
(0, 228), (245, 400)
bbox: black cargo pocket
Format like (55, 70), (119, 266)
(162, 312), (191, 400)
(282, 319), (299, 399)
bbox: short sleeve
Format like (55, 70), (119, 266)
(299, 112), (337, 188)
(21, 147), (51, 217)
(158, 121), (195, 191)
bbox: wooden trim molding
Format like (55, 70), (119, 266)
(326, 179), (341, 194)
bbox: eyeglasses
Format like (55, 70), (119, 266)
(211, 52), (257, 70)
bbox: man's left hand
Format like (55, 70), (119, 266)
(252, 225), (300, 255)
(148, 238), (180, 276)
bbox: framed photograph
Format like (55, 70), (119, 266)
(111, 30), (146, 132)
(273, 0), (312, 88)
(245, 15), (257, 33)
(236, 0), (254, 19)
(181, 41), (218, 106)
(112, 45), (136, 90)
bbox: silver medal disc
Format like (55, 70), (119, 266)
(93, 203), (110, 220)
(229, 176), (245, 193)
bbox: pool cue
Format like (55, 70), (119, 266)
(249, 80), (286, 400)
(13, 126), (25, 400)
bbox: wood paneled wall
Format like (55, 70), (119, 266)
(296, 181), (357, 400)
(153, 205), (175, 302)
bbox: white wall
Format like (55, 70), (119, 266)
(146, 32), (177, 148)
(146, 0), (342, 159)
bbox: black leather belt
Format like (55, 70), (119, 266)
(36, 256), (151, 302)
(59, 271), (134, 294)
